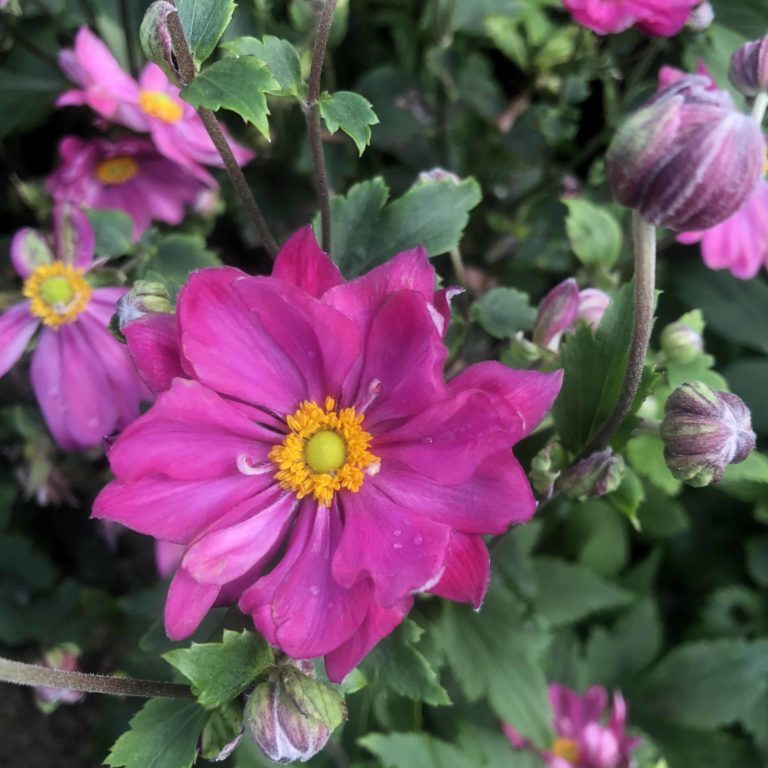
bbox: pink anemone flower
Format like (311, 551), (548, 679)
(47, 135), (210, 239)
(503, 684), (641, 768)
(93, 227), (563, 682)
(57, 27), (254, 181)
(0, 204), (144, 450)
(562, 0), (699, 37)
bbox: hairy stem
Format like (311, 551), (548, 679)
(166, 9), (279, 257)
(752, 91), (768, 124)
(583, 212), (656, 455)
(0, 656), (192, 700)
(305, 0), (337, 254)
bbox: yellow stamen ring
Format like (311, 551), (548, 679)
(269, 397), (379, 507)
(23, 262), (92, 328)
(551, 737), (580, 764)
(138, 90), (184, 124)
(94, 156), (140, 186)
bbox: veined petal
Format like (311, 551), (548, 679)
(0, 303), (38, 378)
(123, 312), (186, 395)
(428, 532), (490, 609)
(272, 226), (343, 298)
(164, 567), (221, 640)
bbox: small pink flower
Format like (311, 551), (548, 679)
(35, 647), (86, 709)
(1, 204), (144, 450)
(563, 0), (699, 37)
(47, 135), (210, 239)
(503, 684), (640, 768)
(93, 227), (563, 682)
(57, 27), (254, 180)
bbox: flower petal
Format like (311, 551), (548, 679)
(53, 202), (95, 269)
(123, 312), (186, 395)
(164, 567), (220, 640)
(428, 532), (490, 609)
(272, 226), (343, 298)
(0, 303), (38, 378)
(10, 228), (53, 278)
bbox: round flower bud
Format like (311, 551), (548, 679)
(577, 288), (610, 330)
(660, 321), (704, 364)
(140, 1), (181, 85)
(661, 381), (756, 487)
(688, 2), (714, 33)
(729, 36), (768, 98)
(530, 441), (567, 497)
(556, 449), (625, 500)
(533, 279), (580, 350)
(606, 76), (764, 231)
(116, 280), (173, 331)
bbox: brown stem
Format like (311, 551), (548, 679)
(166, 10), (279, 257)
(305, 0), (337, 254)
(0, 656), (192, 700)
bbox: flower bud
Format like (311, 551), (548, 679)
(140, 1), (181, 85)
(502, 332), (542, 368)
(116, 280), (173, 331)
(533, 279), (580, 350)
(660, 320), (704, 364)
(577, 288), (610, 330)
(417, 167), (462, 185)
(661, 381), (756, 486)
(607, 76), (764, 231)
(556, 449), (625, 500)
(688, 2), (714, 32)
(35, 646), (85, 712)
(729, 36), (768, 98)
(530, 440), (567, 497)
(245, 664), (346, 764)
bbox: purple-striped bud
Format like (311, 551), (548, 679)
(729, 36), (768, 98)
(607, 76), (764, 231)
(577, 288), (610, 330)
(661, 381), (756, 487)
(140, 1), (181, 85)
(556, 449), (625, 500)
(533, 279), (580, 350)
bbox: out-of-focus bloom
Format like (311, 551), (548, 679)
(93, 226), (563, 682)
(661, 381), (755, 486)
(57, 27), (254, 180)
(504, 684), (640, 768)
(1, 205), (144, 450)
(139, 1), (179, 85)
(34, 647), (86, 711)
(660, 318), (704, 363)
(555, 449), (625, 500)
(47, 136), (209, 240)
(687, 1), (714, 32)
(730, 35), (768, 98)
(607, 75), (764, 231)
(562, 0), (699, 37)
(578, 289), (610, 329)
(657, 60), (718, 92)
(417, 168), (462, 185)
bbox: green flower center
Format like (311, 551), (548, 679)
(40, 276), (75, 306)
(304, 430), (347, 474)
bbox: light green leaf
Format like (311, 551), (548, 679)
(176, 0), (236, 66)
(319, 91), (379, 155)
(563, 198), (623, 269)
(360, 733), (477, 768)
(626, 433), (681, 496)
(472, 287), (536, 339)
(85, 209), (133, 259)
(200, 701), (243, 762)
(105, 698), (209, 768)
(148, 233), (220, 297)
(181, 57), (278, 139)
(163, 630), (273, 709)
(223, 36), (302, 97)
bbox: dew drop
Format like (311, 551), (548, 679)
(393, 542), (403, 550)
(413, 534), (423, 545)
(422, 437), (434, 445)
(309, 585), (320, 596)
(393, 529), (402, 537)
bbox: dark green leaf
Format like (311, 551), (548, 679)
(472, 288), (536, 339)
(0, 533), (58, 592)
(746, 535), (768, 588)
(319, 91), (379, 155)
(85, 209), (134, 259)
(223, 36), (302, 96)
(148, 233), (220, 296)
(176, 0), (236, 66)
(725, 359), (768, 434)
(563, 199), (622, 269)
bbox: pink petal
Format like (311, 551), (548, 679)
(428, 532), (489, 609)
(123, 313), (186, 395)
(272, 226), (343, 298)
(332, 483), (450, 607)
(53, 202), (94, 269)
(10, 228), (53, 278)
(324, 595), (413, 683)
(155, 541), (184, 579)
(0, 303), (38, 378)
(164, 567), (220, 640)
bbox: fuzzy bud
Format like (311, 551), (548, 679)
(660, 321), (704, 364)
(140, 1), (181, 85)
(607, 76), (764, 231)
(556, 449), (625, 500)
(729, 36), (768, 98)
(533, 279), (580, 350)
(661, 381), (756, 486)
(245, 664), (346, 764)
(530, 441), (567, 497)
(116, 280), (173, 330)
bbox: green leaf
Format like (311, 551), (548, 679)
(200, 701), (243, 762)
(360, 733), (477, 768)
(626, 433), (681, 496)
(531, 557), (633, 627)
(319, 91), (379, 155)
(105, 698), (209, 768)
(148, 233), (220, 296)
(223, 36), (302, 96)
(437, 582), (553, 748)
(0, 534), (58, 592)
(85, 209), (134, 259)
(472, 287), (536, 339)
(725, 359), (768, 434)
(710, 0), (768, 38)
(364, 619), (451, 706)
(176, 0), (236, 66)
(163, 630), (273, 709)
(636, 639), (768, 729)
(552, 283), (636, 454)
(181, 57), (279, 139)
(563, 199), (623, 269)
(746, 535), (768, 588)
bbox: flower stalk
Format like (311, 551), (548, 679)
(165, 8), (279, 257)
(0, 656), (192, 700)
(305, 0), (337, 254)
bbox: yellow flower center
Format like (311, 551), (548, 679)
(23, 262), (92, 328)
(269, 397), (379, 507)
(551, 737), (580, 764)
(138, 90), (184, 123)
(95, 156), (139, 185)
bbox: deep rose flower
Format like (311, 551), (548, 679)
(0, 205), (144, 450)
(57, 27), (253, 180)
(93, 227), (562, 682)
(47, 135), (209, 239)
(504, 684), (640, 768)
(562, 0), (699, 37)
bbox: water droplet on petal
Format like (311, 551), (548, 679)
(309, 585), (320, 596)
(423, 437), (434, 445)
(393, 542), (403, 550)
(413, 534), (423, 545)
(393, 529), (402, 537)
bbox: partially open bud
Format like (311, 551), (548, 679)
(661, 381), (756, 486)
(556, 449), (625, 500)
(729, 36), (768, 98)
(116, 280), (173, 328)
(530, 440), (567, 497)
(140, 1), (181, 85)
(577, 288), (610, 330)
(688, 2), (714, 33)
(533, 279), (579, 350)
(245, 663), (346, 764)
(660, 321), (704, 364)
(607, 76), (764, 231)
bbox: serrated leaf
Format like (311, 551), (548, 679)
(148, 233), (220, 297)
(176, 0), (236, 66)
(105, 698), (209, 768)
(85, 208), (133, 259)
(164, 629), (273, 709)
(181, 57), (278, 139)
(472, 287), (536, 339)
(563, 198), (622, 269)
(319, 91), (379, 155)
(531, 557), (633, 627)
(223, 36), (302, 96)
(360, 733), (477, 768)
